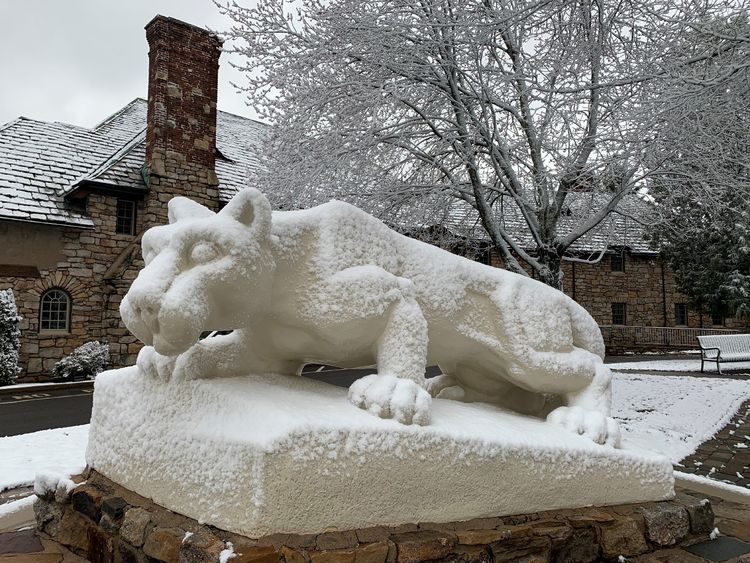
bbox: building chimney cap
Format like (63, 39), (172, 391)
(145, 14), (223, 46)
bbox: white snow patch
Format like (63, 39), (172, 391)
(675, 471), (750, 502)
(0, 425), (88, 492)
(182, 531), (193, 544)
(710, 527), (721, 540)
(611, 374), (750, 462)
(219, 541), (236, 563)
(609, 359), (750, 372)
(0, 494), (36, 519)
(31, 471), (76, 502)
(0, 380), (91, 391)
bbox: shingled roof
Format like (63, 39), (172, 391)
(0, 99), (268, 228)
(1, 98), (654, 255)
(443, 192), (656, 255)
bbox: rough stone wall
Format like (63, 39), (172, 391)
(0, 195), (146, 380)
(35, 468), (716, 563)
(489, 250), (746, 332)
(143, 15), (223, 227)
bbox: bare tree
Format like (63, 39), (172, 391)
(646, 13), (750, 319)
(219, 0), (745, 288)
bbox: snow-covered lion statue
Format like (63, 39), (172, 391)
(121, 188), (620, 446)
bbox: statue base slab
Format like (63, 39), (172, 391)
(87, 367), (674, 537)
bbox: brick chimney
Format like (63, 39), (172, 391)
(143, 15), (222, 226)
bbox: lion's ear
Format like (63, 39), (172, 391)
(220, 188), (272, 238)
(167, 197), (215, 224)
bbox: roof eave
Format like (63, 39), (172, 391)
(64, 179), (148, 201)
(0, 215), (95, 230)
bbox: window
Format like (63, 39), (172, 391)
(611, 302), (627, 325)
(115, 199), (136, 235)
(674, 303), (687, 326)
(40, 289), (71, 331)
(610, 252), (625, 272)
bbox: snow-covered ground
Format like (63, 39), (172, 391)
(612, 373), (750, 462)
(609, 358), (750, 372)
(0, 372), (748, 493)
(0, 425), (88, 492)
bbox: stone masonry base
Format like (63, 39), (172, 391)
(35, 469), (716, 563)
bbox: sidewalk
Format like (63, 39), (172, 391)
(679, 399), (750, 490)
(0, 380), (93, 397)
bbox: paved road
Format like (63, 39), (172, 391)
(0, 387), (94, 437)
(1, 366), (439, 437)
(2, 358), (703, 438)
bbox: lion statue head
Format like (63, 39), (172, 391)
(121, 188), (275, 356)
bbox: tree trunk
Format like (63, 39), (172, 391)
(536, 248), (563, 291)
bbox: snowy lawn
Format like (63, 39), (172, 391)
(609, 359), (750, 372)
(0, 373), (748, 492)
(612, 373), (750, 462)
(0, 425), (88, 492)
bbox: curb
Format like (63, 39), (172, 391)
(0, 380), (94, 396)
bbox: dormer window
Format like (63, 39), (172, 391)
(116, 199), (136, 235)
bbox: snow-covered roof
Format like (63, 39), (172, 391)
(0, 98), (654, 255)
(399, 191), (657, 256)
(0, 99), (268, 228)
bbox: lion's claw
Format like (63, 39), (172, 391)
(547, 405), (621, 447)
(349, 374), (431, 425)
(136, 346), (176, 381)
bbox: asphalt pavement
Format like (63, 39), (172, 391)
(0, 366), (389, 437)
(0, 387), (94, 437)
(0, 357), (711, 438)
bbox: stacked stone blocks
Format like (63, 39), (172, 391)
(35, 469), (716, 563)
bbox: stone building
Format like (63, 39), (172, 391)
(0, 16), (744, 381)
(0, 16), (265, 380)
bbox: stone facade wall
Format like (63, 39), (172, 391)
(0, 194), (147, 379)
(490, 250), (747, 332)
(35, 469), (716, 563)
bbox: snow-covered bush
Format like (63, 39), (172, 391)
(0, 289), (22, 385)
(53, 341), (109, 380)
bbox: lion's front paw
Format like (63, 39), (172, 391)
(546, 406), (621, 447)
(136, 346), (176, 382)
(348, 374), (431, 426)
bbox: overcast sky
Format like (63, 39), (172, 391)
(0, 1), (257, 128)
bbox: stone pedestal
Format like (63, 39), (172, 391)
(86, 367), (674, 537)
(35, 470), (715, 563)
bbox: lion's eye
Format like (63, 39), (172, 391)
(190, 242), (220, 264)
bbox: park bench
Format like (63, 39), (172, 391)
(697, 334), (750, 374)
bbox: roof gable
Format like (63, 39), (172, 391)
(0, 99), (269, 227)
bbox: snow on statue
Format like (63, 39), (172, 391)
(121, 188), (620, 446)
